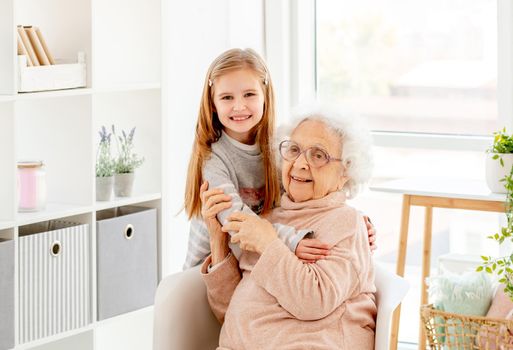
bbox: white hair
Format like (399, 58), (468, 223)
(276, 104), (373, 199)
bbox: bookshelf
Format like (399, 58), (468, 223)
(0, 0), (162, 349)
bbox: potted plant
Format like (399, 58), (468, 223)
(479, 128), (513, 299)
(96, 126), (115, 201)
(112, 126), (144, 197)
(486, 128), (513, 193)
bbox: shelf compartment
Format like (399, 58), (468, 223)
(18, 220), (91, 343)
(93, 90), (161, 195)
(96, 206), (157, 320)
(16, 95), (93, 207)
(92, 0), (159, 87)
(15, 0), (92, 87)
(0, 238), (14, 350)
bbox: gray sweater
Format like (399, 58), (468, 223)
(183, 132), (311, 270)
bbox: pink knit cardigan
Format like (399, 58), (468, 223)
(202, 191), (376, 350)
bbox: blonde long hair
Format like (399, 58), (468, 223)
(184, 48), (280, 219)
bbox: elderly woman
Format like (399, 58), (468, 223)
(200, 107), (376, 349)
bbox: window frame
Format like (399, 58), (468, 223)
(265, 0), (513, 151)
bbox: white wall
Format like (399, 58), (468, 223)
(162, 0), (265, 274)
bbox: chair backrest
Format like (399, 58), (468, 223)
(153, 265), (221, 350)
(373, 262), (410, 350)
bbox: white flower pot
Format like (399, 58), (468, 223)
(114, 173), (135, 197)
(485, 153), (513, 193)
(96, 176), (114, 201)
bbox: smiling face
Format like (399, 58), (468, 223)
(281, 119), (348, 202)
(212, 68), (265, 144)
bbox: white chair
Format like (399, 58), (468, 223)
(373, 262), (410, 350)
(153, 262), (409, 350)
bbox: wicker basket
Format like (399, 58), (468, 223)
(421, 304), (513, 349)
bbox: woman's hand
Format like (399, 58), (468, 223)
(295, 238), (330, 263)
(363, 215), (377, 253)
(200, 181), (232, 264)
(222, 212), (277, 254)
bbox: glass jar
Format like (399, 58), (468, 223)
(17, 161), (47, 212)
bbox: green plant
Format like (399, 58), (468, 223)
(96, 126), (115, 177)
(112, 125), (144, 174)
(478, 128), (513, 300)
(488, 127), (513, 165)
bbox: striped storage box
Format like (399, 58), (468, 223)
(18, 220), (91, 344)
(0, 239), (14, 350)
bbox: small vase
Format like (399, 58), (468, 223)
(485, 153), (513, 193)
(114, 172), (135, 197)
(96, 176), (114, 201)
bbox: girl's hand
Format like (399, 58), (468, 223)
(200, 181), (232, 264)
(295, 238), (330, 263)
(222, 212), (277, 254)
(200, 181), (232, 237)
(363, 215), (377, 253)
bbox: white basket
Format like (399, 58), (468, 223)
(17, 52), (87, 93)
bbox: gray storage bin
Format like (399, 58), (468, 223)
(0, 239), (14, 350)
(18, 221), (91, 344)
(96, 206), (158, 320)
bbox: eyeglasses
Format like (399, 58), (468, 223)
(279, 140), (342, 168)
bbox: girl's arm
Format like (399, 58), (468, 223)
(203, 155), (313, 254)
(199, 182), (241, 323)
(182, 218), (211, 270)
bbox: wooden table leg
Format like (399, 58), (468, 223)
(418, 206), (433, 349)
(390, 195), (411, 350)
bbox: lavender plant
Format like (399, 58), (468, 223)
(112, 126), (144, 174)
(96, 126), (115, 177)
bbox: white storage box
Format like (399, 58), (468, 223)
(17, 52), (87, 93)
(96, 206), (158, 320)
(18, 220), (91, 344)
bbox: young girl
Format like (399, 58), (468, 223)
(183, 48), (374, 269)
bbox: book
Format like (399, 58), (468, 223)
(17, 25), (40, 66)
(24, 26), (50, 65)
(17, 31), (34, 66)
(35, 27), (55, 65)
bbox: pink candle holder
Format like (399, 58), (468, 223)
(17, 161), (46, 212)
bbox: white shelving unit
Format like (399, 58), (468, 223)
(0, 0), (162, 349)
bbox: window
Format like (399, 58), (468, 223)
(313, 0), (503, 346)
(316, 0), (498, 135)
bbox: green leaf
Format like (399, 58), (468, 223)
(476, 266), (484, 272)
(481, 255), (489, 261)
(486, 266), (493, 274)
